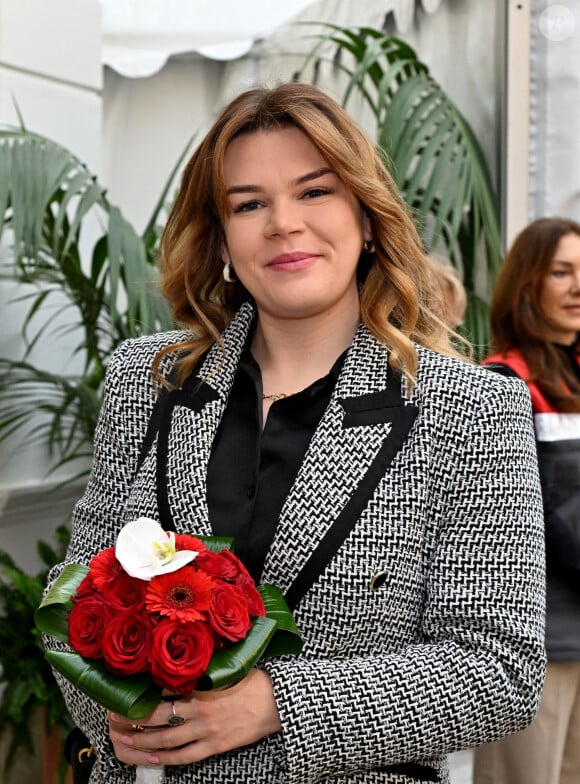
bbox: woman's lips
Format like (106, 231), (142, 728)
(266, 252), (319, 271)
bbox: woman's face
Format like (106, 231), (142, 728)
(539, 232), (580, 344)
(221, 126), (371, 323)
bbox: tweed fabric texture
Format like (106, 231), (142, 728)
(45, 302), (546, 784)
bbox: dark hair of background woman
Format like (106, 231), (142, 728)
(489, 216), (580, 412)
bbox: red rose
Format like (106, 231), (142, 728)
(236, 573), (266, 618)
(101, 610), (152, 675)
(150, 618), (214, 692)
(68, 594), (111, 659)
(73, 574), (98, 600)
(219, 549), (248, 579)
(101, 570), (147, 612)
(196, 549), (240, 582)
(209, 581), (252, 642)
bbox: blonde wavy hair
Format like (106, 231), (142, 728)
(155, 82), (465, 384)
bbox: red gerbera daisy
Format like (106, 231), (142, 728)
(145, 567), (214, 623)
(89, 547), (123, 589)
(174, 533), (207, 554)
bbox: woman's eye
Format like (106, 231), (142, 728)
(233, 200), (261, 213)
(302, 187), (330, 199)
(551, 269), (569, 278)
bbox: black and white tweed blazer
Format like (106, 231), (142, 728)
(48, 302), (546, 784)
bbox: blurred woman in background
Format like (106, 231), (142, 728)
(477, 216), (580, 784)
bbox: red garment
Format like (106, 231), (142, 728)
(483, 349), (580, 414)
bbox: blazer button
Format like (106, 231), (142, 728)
(370, 571), (389, 591)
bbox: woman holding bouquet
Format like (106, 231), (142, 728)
(46, 82), (546, 783)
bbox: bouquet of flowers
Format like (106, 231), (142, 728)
(35, 518), (302, 720)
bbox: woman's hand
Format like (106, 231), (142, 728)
(108, 668), (281, 766)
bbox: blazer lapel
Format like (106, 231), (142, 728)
(262, 324), (418, 602)
(153, 307), (418, 601)
(156, 303), (256, 535)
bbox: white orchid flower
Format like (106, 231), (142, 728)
(115, 517), (198, 580)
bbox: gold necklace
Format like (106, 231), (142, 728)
(262, 392), (288, 402)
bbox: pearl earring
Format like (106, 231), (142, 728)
(223, 263), (236, 283)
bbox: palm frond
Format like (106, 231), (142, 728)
(0, 359), (100, 461)
(0, 126), (177, 475)
(0, 129), (104, 264)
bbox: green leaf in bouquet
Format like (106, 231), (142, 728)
(197, 535), (235, 553)
(196, 585), (303, 690)
(45, 651), (161, 719)
(197, 616), (278, 691)
(259, 584), (304, 658)
(35, 564), (89, 642)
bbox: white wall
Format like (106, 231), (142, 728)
(0, 0), (102, 159)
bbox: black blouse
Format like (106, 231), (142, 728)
(206, 346), (345, 582)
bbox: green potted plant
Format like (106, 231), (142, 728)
(0, 525), (73, 782)
(0, 124), (187, 477)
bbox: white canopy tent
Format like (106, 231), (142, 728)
(99, 0), (477, 232)
(95, 0), (580, 268)
(101, 0), (319, 75)
(99, 0), (450, 78)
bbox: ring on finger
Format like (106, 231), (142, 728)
(168, 701), (185, 726)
